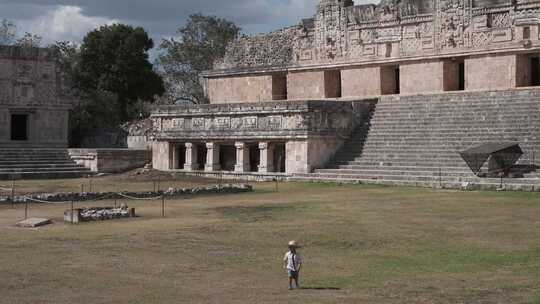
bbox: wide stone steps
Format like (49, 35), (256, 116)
(301, 89), (540, 190)
(0, 166), (89, 173)
(315, 168), (474, 177)
(333, 164), (469, 172)
(0, 171), (92, 180)
(0, 149), (92, 180)
(290, 175), (540, 191)
(294, 173), (540, 185)
(0, 163), (79, 168)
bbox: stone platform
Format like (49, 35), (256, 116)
(0, 149), (92, 180)
(16, 218), (52, 228)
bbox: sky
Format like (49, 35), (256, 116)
(0, 0), (376, 50)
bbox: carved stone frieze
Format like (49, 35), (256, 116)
(150, 100), (373, 140)
(211, 0), (540, 74)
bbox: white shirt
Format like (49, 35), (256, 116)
(283, 251), (302, 271)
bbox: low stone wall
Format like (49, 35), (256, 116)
(68, 149), (151, 173)
(1, 184), (253, 204)
(64, 206), (136, 223)
(127, 136), (151, 149)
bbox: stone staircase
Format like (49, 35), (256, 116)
(293, 89), (540, 190)
(0, 149), (92, 180)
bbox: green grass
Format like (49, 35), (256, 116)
(1, 180), (539, 303)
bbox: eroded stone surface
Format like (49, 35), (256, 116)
(16, 218), (52, 228)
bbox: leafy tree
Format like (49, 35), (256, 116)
(16, 32), (42, 47)
(77, 24), (164, 121)
(0, 19), (16, 45)
(158, 14), (240, 104)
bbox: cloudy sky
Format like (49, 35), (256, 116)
(0, 0), (376, 48)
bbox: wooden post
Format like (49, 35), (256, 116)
(24, 198), (28, 220)
(71, 200), (74, 224)
(161, 195), (165, 218)
(11, 179), (15, 208)
(81, 184), (85, 193)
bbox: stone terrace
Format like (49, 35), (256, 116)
(293, 88), (540, 191)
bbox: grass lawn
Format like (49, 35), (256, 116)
(0, 179), (539, 303)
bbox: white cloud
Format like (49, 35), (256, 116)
(17, 5), (117, 43)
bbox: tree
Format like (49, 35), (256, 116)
(77, 24), (164, 121)
(16, 32), (42, 47)
(158, 14), (240, 104)
(0, 19), (16, 45)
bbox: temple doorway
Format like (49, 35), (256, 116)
(11, 114), (28, 141)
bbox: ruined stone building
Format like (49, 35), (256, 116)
(0, 46), (71, 148)
(152, 0), (540, 190)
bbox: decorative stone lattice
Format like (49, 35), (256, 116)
(213, 0), (540, 73)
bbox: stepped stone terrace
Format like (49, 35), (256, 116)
(152, 0), (540, 190)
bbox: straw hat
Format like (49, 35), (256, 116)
(288, 240), (299, 248)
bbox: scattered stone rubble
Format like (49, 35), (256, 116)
(81, 205), (131, 220)
(0, 184), (253, 204)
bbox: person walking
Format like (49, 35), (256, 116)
(283, 240), (302, 290)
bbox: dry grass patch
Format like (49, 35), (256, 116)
(0, 181), (539, 303)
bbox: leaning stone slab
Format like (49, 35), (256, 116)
(16, 218), (52, 228)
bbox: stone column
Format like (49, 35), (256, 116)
(184, 142), (199, 171)
(234, 142), (250, 172)
(258, 142), (274, 173)
(205, 142), (221, 171)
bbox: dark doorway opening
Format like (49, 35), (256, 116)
(197, 144), (207, 170)
(176, 145), (186, 170)
(249, 144), (260, 172)
(273, 143), (286, 173)
(443, 59), (465, 91)
(381, 65), (400, 95)
(531, 57), (540, 86)
(394, 67), (400, 95)
(11, 114), (28, 141)
(219, 145), (236, 171)
(324, 70), (342, 98)
(272, 73), (288, 100)
(458, 62), (465, 91)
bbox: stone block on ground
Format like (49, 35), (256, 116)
(16, 218), (52, 228)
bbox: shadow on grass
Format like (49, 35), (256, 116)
(300, 286), (341, 291)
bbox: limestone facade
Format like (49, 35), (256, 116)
(152, 0), (540, 175)
(204, 0), (540, 102)
(0, 46), (71, 148)
(151, 100), (374, 173)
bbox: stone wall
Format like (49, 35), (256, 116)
(465, 54), (517, 91)
(215, 27), (296, 70)
(207, 74), (273, 103)
(400, 60), (444, 94)
(0, 46), (72, 148)
(69, 149), (151, 173)
(203, 0), (540, 102)
(341, 66), (383, 97)
(150, 99), (376, 174)
(152, 142), (172, 171)
(208, 0), (540, 76)
(287, 71), (326, 100)
(151, 100), (361, 141)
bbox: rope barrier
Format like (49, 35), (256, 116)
(19, 192), (162, 204)
(116, 193), (164, 201)
(21, 193), (112, 204)
(23, 196), (73, 204)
